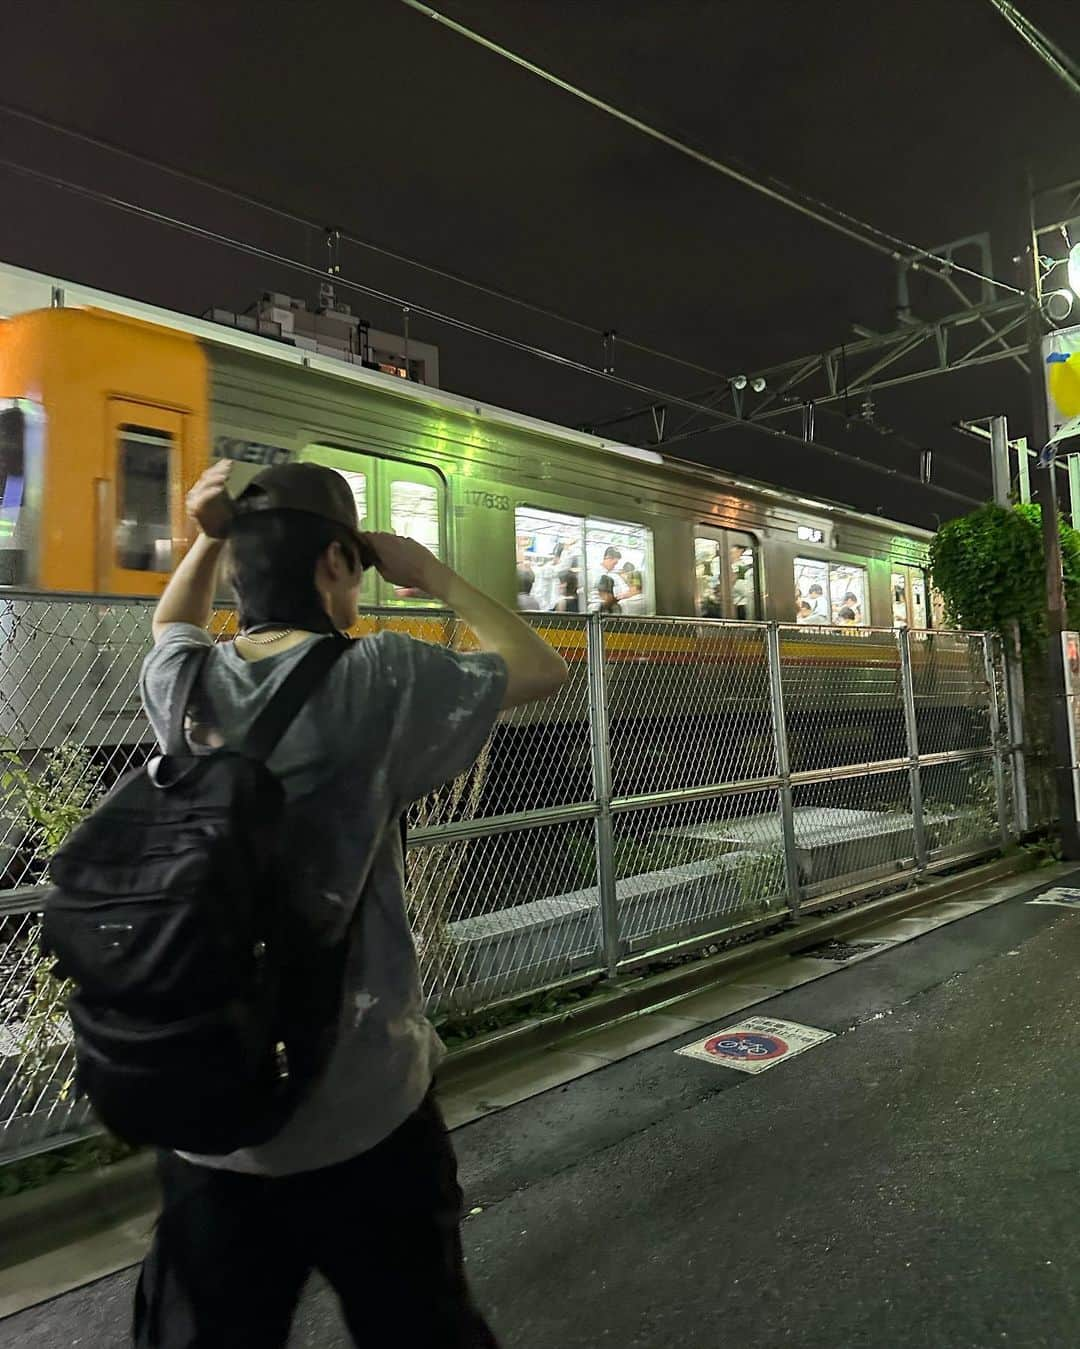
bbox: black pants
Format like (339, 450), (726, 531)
(133, 1094), (499, 1348)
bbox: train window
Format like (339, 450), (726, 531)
(891, 571), (908, 628)
(794, 557), (829, 623)
(385, 465), (445, 604)
(695, 537), (724, 617)
(695, 532), (758, 619)
(584, 518), (654, 615)
(828, 561), (867, 625)
(116, 426), (173, 573)
(335, 469), (368, 531)
(390, 479), (440, 557)
(911, 573), (928, 628)
(0, 401), (33, 586)
(728, 532), (758, 620)
(515, 507), (654, 615)
(794, 557), (867, 626)
(892, 565), (929, 630)
(516, 506), (585, 613)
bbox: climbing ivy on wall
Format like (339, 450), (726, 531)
(928, 503), (1080, 648)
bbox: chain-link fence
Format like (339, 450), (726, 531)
(0, 595), (1020, 1163)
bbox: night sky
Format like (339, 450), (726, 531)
(1, 0), (1077, 529)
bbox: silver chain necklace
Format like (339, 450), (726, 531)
(238, 628), (295, 646)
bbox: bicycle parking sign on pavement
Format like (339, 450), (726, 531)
(1027, 887), (1080, 909)
(676, 1016), (834, 1075)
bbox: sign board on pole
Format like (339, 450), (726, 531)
(1043, 327), (1080, 451)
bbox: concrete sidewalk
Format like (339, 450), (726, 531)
(4, 864), (1080, 1346)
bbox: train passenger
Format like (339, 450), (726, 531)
(554, 568), (580, 613)
(135, 459), (567, 1347)
(517, 567), (540, 611)
(701, 581), (725, 618)
(797, 600), (815, 623)
(840, 590), (862, 624)
(836, 606), (857, 626)
(600, 546), (629, 599)
(594, 573), (622, 615)
(534, 542), (564, 610)
(620, 570), (646, 615)
(729, 545), (752, 619)
(807, 583), (828, 620)
(731, 563), (752, 620)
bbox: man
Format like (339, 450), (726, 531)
(840, 590), (863, 624)
(517, 566), (541, 611)
(135, 459), (567, 1347)
(807, 582), (829, 620)
(593, 573), (622, 615)
(600, 545), (629, 599)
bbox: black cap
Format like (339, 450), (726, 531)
(233, 463), (375, 567)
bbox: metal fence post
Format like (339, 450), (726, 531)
(586, 613), (620, 977)
(765, 623), (801, 917)
(1003, 620), (1029, 834)
(898, 628), (929, 873)
(984, 632), (1013, 846)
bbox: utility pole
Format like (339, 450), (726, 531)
(1027, 179), (1080, 858)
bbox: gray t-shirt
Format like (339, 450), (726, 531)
(140, 623), (506, 1176)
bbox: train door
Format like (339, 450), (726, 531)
(694, 527), (759, 620)
(890, 563), (930, 630)
(101, 400), (185, 595)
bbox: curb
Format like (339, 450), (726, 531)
(0, 850), (1046, 1277)
(0, 1152), (158, 1269)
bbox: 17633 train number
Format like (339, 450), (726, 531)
(463, 490), (511, 510)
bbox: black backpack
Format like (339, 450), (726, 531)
(41, 633), (352, 1154)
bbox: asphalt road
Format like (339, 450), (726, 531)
(5, 879), (1080, 1348)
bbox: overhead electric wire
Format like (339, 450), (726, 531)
(400, 0), (1023, 296)
(0, 153), (982, 509)
(0, 100), (729, 383)
(655, 405), (996, 492)
(985, 0), (1080, 98)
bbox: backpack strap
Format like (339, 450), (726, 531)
(241, 634), (351, 762)
(166, 645), (213, 757)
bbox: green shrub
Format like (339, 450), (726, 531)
(927, 502), (1080, 646)
(0, 744), (103, 1141)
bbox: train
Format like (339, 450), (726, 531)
(0, 260), (934, 629)
(0, 263), (999, 928)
